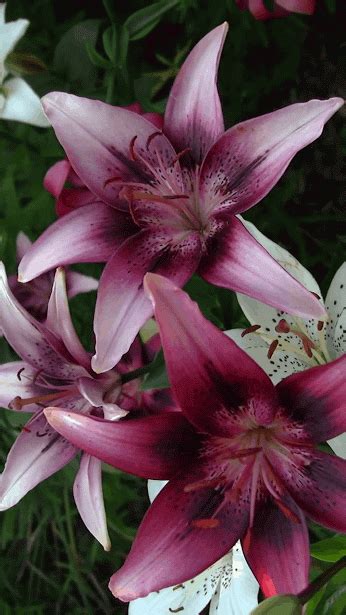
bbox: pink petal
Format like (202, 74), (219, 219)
(46, 268), (91, 371)
(65, 270), (98, 298)
(109, 475), (249, 601)
(164, 24), (227, 163)
(73, 453), (111, 551)
(199, 216), (326, 321)
(0, 412), (77, 510)
(18, 202), (133, 282)
(277, 0), (316, 15)
(199, 98), (344, 216)
(44, 409), (198, 479)
(242, 496), (309, 597)
(41, 93), (180, 207)
(15, 231), (32, 261)
(0, 361), (40, 410)
(92, 230), (201, 373)
(56, 187), (96, 217)
(238, 0), (286, 19)
(144, 273), (274, 436)
(277, 451), (346, 533)
(277, 355), (346, 442)
(0, 263), (83, 380)
(43, 159), (71, 198)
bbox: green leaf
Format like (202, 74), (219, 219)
(124, 0), (179, 41)
(250, 595), (302, 614)
(85, 42), (112, 69)
(141, 349), (169, 390)
(53, 20), (101, 87)
(102, 25), (117, 62)
(102, 0), (117, 22)
(118, 26), (129, 68)
(311, 536), (346, 562)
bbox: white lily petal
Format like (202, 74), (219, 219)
(325, 262), (346, 357)
(327, 433), (346, 460)
(226, 329), (309, 385)
(1, 77), (50, 126)
(0, 4), (29, 66)
(147, 479), (168, 503)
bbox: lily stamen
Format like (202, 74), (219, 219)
(9, 389), (72, 410)
(241, 324), (261, 337)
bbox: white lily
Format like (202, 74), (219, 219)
(0, 3), (49, 126)
(227, 218), (346, 457)
(128, 480), (259, 615)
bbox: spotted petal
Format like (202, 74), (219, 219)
(325, 262), (346, 358)
(0, 362), (41, 411)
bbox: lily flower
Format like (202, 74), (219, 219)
(18, 24), (343, 372)
(5, 231), (98, 322)
(226, 219), (346, 457)
(44, 273), (346, 601)
(0, 3), (49, 126)
(236, 0), (316, 20)
(129, 479), (259, 615)
(0, 263), (170, 550)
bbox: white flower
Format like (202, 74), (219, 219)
(128, 480), (259, 615)
(0, 3), (49, 126)
(227, 218), (346, 457)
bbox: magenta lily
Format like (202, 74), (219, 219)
(44, 273), (346, 601)
(0, 262), (171, 550)
(236, 0), (316, 20)
(18, 24), (343, 372)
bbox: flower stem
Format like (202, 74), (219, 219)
(298, 556), (346, 604)
(120, 364), (150, 384)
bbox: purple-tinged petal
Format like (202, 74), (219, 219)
(199, 216), (326, 320)
(41, 93), (181, 207)
(92, 230), (201, 373)
(43, 159), (71, 198)
(15, 231), (32, 261)
(0, 362), (40, 411)
(0, 262), (84, 379)
(277, 0), (316, 15)
(46, 268), (91, 371)
(200, 98), (344, 216)
(18, 202), (133, 282)
(144, 273), (274, 436)
(237, 0), (287, 19)
(77, 376), (128, 421)
(109, 475), (250, 601)
(164, 24), (227, 163)
(73, 453), (111, 551)
(65, 270), (98, 298)
(44, 408), (198, 479)
(276, 451), (346, 533)
(56, 187), (97, 217)
(242, 496), (309, 597)
(277, 355), (346, 442)
(0, 412), (77, 510)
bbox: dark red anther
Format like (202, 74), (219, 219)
(129, 135), (138, 161)
(103, 175), (123, 188)
(146, 131), (162, 149)
(275, 319), (290, 334)
(241, 324), (261, 337)
(170, 147), (192, 166)
(191, 518), (220, 529)
(311, 291), (321, 300)
(16, 367), (25, 381)
(302, 337), (314, 358)
(317, 320), (324, 331)
(267, 339), (279, 359)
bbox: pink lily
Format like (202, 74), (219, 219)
(44, 273), (346, 601)
(0, 262), (171, 550)
(18, 24), (343, 372)
(236, 0), (316, 20)
(4, 231), (98, 322)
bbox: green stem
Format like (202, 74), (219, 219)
(121, 364), (150, 384)
(298, 556), (346, 604)
(105, 69), (116, 103)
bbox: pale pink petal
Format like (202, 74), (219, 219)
(200, 98), (344, 216)
(109, 475), (249, 601)
(0, 362), (40, 410)
(1, 77), (50, 127)
(145, 273), (274, 436)
(164, 24), (227, 163)
(199, 216), (326, 321)
(92, 230), (201, 373)
(46, 268), (91, 371)
(15, 232), (32, 261)
(18, 202), (133, 282)
(242, 496), (309, 597)
(44, 408), (198, 479)
(43, 160), (71, 198)
(73, 453), (111, 551)
(41, 93), (181, 207)
(277, 355), (346, 442)
(77, 376), (127, 421)
(0, 412), (77, 510)
(65, 270), (98, 298)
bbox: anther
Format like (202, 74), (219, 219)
(21, 426), (31, 433)
(184, 476), (225, 493)
(103, 175), (123, 188)
(146, 131), (162, 149)
(311, 291), (321, 300)
(317, 320), (324, 331)
(267, 339), (279, 359)
(169, 147), (192, 166)
(241, 324), (261, 337)
(275, 319), (290, 334)
(129, 135), (138, 161)
(191, 518), (220, 529)
(302, 337), (314, 358)
(16, 367), (25, 381)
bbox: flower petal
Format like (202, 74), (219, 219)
(0, 412), (77, 510)
(44, 408), (198, 479)
(199, 216), (326, 322)
(43, 159), (71, 198)
(65, 270), (98, 298)
(15, 231), (32, 261)
(0, 361), (40, 410)
(1, 77), (50, 127)
(277, 355), (346, 442)
(164, 23), (227, 163)
(18, 202), (133, 282)
(41, 92), (180, 207)
(0, 14), (29, 65)
(144, 273), (274, 436)
(200, 98), (344, 216)
(73, 453), (111, 551)
(242, 496), (309, 597)
(109, 475), (249, 601)
(325, 262), (346, 357)
(92, 230), (201, 373)
(277, 451), (346, 533)
(277, 0), (316, 15)
(327, 433), (346, 460)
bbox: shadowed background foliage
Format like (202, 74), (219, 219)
(0, 0), (345, 613)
